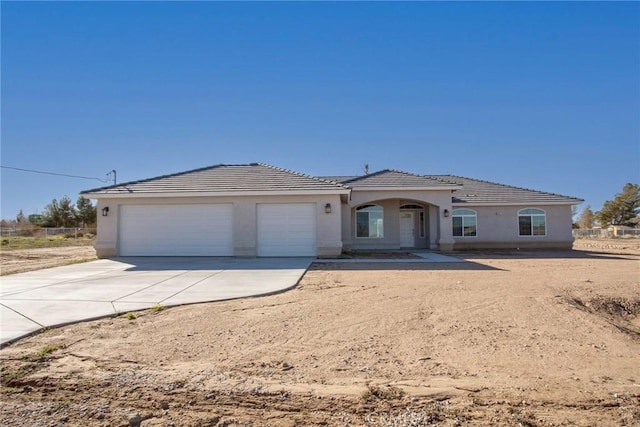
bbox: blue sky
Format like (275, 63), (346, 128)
(1, 1), (638, 220)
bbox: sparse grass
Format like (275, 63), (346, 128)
(1, 343), (68, 388)
(24, 343), (66, 361)
(150, 304), (166, 313)
(124, 312), (138, 320)
(0, 236), (95, 251)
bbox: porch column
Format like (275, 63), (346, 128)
(437, 206), (455, 251)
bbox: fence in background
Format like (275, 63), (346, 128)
(573, 228), (640, 239)
(0, 227), (96, 238)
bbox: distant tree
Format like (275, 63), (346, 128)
(595, 183), (640, 227)
(42, 198), (61, 227)
(14, 209), (40, 236)
(42, 196), (78, 227)
(16, 209), (27, 224)
(58, 196), (77, 227)
(76, 196), (96, 227)
(577, 206), (595, 229)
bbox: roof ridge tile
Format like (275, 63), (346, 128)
(258, 163), (349, 188)
(387, 169), (457, 184)
(341, 169), (391, 183)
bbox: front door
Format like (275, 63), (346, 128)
(399, 212), (414, 247)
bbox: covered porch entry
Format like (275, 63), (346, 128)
(341, 194), (456, 252)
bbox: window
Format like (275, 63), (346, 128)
(356, 205), (383, 238)
(452, 209), (477, 237)
(419, 211), (425, 238)
(518, 208), (546, 236)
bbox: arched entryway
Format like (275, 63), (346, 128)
(344, 193), (453, 251)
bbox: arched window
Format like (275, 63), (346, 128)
(452, 209), (477, 237)
(356, 205), (383, 238)
(518, 208), (546, 236)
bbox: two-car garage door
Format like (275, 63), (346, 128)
(119, 204), (234, 256)
(119, 203), (317, 257)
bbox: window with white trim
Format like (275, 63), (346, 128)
(356, 205), (384, 238)
(518, 208), (546, 236)
(452, 209), (477, 237)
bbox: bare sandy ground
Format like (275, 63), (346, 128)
(0, 246), (97, 276)
(1, 240), (639, 426)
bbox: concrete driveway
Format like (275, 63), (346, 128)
(0, 257), (312, 345)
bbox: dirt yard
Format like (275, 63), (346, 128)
(0, 246), (97, 276)
(1, 240), (639, 426)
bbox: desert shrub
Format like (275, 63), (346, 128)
(362, 384), (405, 401)
(150, 304), (166, 313)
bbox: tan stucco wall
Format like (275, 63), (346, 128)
(452, 205), (575, 250)
(94, 195), (343, 258)
(93, 194), (577, 257)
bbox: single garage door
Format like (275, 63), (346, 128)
(257, 203), (317, 257)
(119, 204), (233, 256)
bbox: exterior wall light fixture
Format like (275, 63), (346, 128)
(443, 209), (450, 218)
(102, 206), (110, 217)
(325, 203), (332, 214)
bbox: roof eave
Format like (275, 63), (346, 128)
(452, 200), (584, 206)
(82, 189), (351, 199)
(349, 185), (462, 191)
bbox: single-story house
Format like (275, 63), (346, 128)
(81, 163), (583, 258)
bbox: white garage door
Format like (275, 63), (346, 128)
(257, 203), (317, 257)
(119, 204), (233, 256)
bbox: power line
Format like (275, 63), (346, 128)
(1, 165), (111, 183)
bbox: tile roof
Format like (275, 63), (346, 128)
(82, 163), (348, 195)
(319, 176), (359, 183)
(82, 163), (582, 205)
(425, 175), (583, 205)
(332, 170), (461, 189)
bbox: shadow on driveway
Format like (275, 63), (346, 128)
(116, 256), (315, 271)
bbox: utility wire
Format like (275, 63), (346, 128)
(1, 165), (111, 183)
